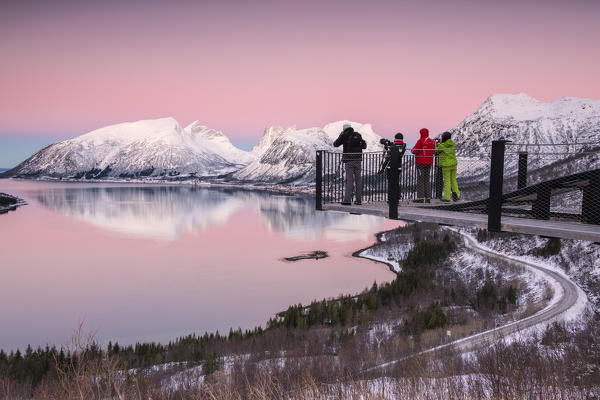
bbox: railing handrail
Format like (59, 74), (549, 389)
(507, 142), (599, 146)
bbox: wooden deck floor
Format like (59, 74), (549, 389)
(321, 201), (600, 242)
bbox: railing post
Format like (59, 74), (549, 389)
(518, 152), (528, 189)
(532, 185), (551, 220)
(582, 170), (600, 224)
(434, 154), (443, 199)
(388, 145), (400, 219)
(315, 150), (323, 210)
(488, 140), (510, 232)
(398, 155), (403, 200)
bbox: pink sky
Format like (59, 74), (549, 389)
(1, 0), (599, 148)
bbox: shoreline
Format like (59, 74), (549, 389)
(0, 192), (26, 215)
(1, 176), (315, 197)
(352, 229), (399, 273)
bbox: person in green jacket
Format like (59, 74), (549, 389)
(435, 131), (460, 202)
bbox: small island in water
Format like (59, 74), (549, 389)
(0, 193), (25, 214)
(283, 250), (328, 262)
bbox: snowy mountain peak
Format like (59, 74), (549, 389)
(452, 93), (600, 157)
(5, 117), (253, 179)
(183, 121), (255, 164)
(185, 120), (227, 142)
(233, 121), (384, 184)
(321, 120), (377, 142)
(184, 120), (208, 134)
(473, 93), (600, 123)
(74, 117), (183, 145)
(251, 125), (297, 156)
(487, 92), (538, 103)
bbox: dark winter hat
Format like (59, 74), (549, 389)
(394, 132), (404, 141)
(441, 131), (451, 142)
(419, 128), (429, 136)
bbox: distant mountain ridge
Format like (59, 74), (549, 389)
(2, 118), (252, 180)
(1, 118), (384, 184)
(232, 120), (384, 184)
(451, 93), (600, 157)
(2, 93), (600, 184)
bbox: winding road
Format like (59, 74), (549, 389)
(365, 230), (581, 372)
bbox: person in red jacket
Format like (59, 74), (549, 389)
(411, 128), (435, 203)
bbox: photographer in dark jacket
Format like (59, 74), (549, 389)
(379, 132), (406, 173)
(334, 124), (367, 205)
(393, 132), (407, 155)
(379, 133), (406, 202)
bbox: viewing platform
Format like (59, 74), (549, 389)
(323, 201), (600, 242)
(315, 140), (600, 242)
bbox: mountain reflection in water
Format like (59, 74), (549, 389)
(33, 185), (382, 241)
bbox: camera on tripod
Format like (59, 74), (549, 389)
(379, 138), (393, 150)
(378, 139), (394, 173)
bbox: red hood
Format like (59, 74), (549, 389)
(420, 131), (429, 139)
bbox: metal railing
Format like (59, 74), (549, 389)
(316, 140), (600, 231)
(421, 141), (600, 228)
(495, 142), (600, 226)
(316, 150), (443, 203)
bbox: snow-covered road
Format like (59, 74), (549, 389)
(445, 232), (580, 352)
(365, 229), (584, 373)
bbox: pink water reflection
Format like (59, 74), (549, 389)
(0, 180), (399, 351)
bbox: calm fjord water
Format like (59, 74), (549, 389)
(0, 180), (398, 351)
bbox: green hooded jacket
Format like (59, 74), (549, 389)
(436, 139), (457, 168)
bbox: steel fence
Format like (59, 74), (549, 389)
(499, 143), (600, 224)
(427, 142), (600, 226)
(316, 150), (489, 205)
(319, 151), (389, 204)
(319, 150), (443, 204)
(316, 141), (600, 227)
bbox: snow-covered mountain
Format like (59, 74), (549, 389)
(233, 121), (384, 184)
(3, 118), (253, 179)
(4, 94), (599, 185)
(451, 93), (600, 200)
(452, 93), (600, 157)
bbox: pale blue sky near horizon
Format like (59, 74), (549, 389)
(0, 137), (62, 168)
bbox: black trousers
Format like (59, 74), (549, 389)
(416, 164), (431, 199)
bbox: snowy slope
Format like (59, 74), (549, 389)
(452, 93), (600, 157)
(4, 118), (253, 179)
(184, 121), (255, 165)
(250, 125), (297, 158)
(233, 121), (384, 184)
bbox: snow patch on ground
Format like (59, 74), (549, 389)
(356, 229), (415, 273)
